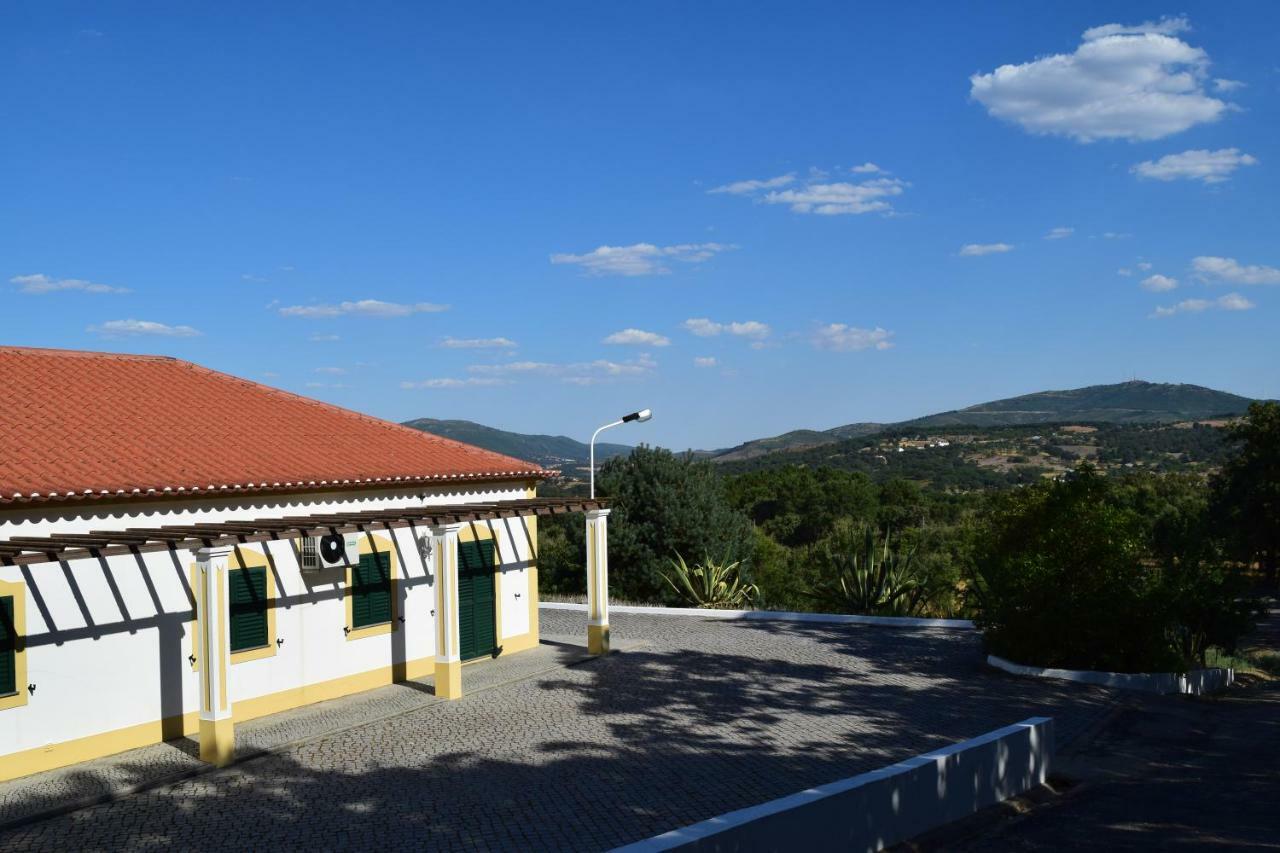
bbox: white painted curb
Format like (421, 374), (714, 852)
(540, 601), (974, 630)
(988, 654), (1235, 696)
(612, 717), (1054, 852)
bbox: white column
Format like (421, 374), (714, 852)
(585, 508), (611, 655)
(196, 544), (235, 766)
(430, 523), (465, 699)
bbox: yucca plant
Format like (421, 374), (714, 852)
(806, 525), (924, 616)
(661, 553), (759, 609)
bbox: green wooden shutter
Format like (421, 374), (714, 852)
(457, 541), (496, 660)
(228, 567), (269, 652)
(0, 596), (16, 696)
(352, 553), (392, 629)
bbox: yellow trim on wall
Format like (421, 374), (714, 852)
(0, 578), (29, 711)
(345, 532), (399, 641)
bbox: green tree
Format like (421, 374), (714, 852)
(593, 446), (756, 603)
(726, 467), (877, 547)
(1212, 401), (1280, 587)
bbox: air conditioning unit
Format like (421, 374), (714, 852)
(300, 533), (360, 572)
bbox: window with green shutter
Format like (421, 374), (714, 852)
(351, 552), (393, 629)
(228, 567), (270, 653)
(0, 596), (15, 697)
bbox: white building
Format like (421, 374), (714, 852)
(0, 346), (614, 780)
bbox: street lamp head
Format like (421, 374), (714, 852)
(623, 408), (653, 424)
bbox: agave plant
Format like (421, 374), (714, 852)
(806, 525), (924, 617)
(661, 553), (759, 609)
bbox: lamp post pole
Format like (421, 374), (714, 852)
(590, 409), (652, 499)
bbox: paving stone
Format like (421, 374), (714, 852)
(0, 610), (1120, 851)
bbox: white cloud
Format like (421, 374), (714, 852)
(763, 177), (907, 215)
(707, 173), (795, 195)
(603, 328), (671, 347)
(550, 243), (734, 276)
(1118, 268), (1133, 277)
(812, 324), (895, 352)
(400, 377), (510, 389)
(693, 356), (717, 368)
(970, 17), (1231, 142)
(1044, 227), (1074, 240)
(468, 354), (657, 385)
(1141, 274), (1178, 292)
(440, 336), (518, 349)
(87, 319), (202, 337)
(1192, 256), (1280, 285)
(11, 273), (130, 294)
(314, 366), (348, 375)
(1132, 148), (1258, 183)
(959, 242), (1014, 257)
(711, 168), (908, 216)
(682, 318), (771, 340)
(1152, 292), (1255, 317)
(1213, 78), (1245, 92)
(305, 381), (349, 390)
(279, 299), (448, 318)
(309, 334), (341, 342)
(1137, 262), (1153, 270)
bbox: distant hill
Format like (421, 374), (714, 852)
(902, 381), (1253, 428)
(402, 418), (631, 474)
(705, 381), (1254, 463)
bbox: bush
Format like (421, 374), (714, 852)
(661, 553), (758, 609)
(805, 525), (926, 617)
(969, 467), (1253, 672)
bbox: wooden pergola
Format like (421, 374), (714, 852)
(0, 497), (608, 566)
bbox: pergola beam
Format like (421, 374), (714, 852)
(0, 497), (609, 567)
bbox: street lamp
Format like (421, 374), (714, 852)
(590, 409), (652, 498)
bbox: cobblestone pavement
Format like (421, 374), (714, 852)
(0, 610), (1121, 852)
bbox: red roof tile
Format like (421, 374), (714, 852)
(0, 346), (547, 505)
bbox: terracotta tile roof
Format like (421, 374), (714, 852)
(0, 346), (548, 506)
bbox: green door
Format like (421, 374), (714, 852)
(457, 540), (497, 661)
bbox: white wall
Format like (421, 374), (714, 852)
(0, 481), (538, 763)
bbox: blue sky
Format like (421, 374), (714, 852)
(3, 3), (1278, 451)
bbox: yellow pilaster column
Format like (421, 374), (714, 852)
(585, 508), (611, 655)
(196, 545), (235, 766)
(431, 523), (464, 699)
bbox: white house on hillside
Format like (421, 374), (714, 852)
(0, 346), (614, 780)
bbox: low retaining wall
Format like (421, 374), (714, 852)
(541, 602), (975, 630)
(613, 717), (1054, 853)
(987, 654), (1234, 696)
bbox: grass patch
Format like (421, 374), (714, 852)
(1205, 647), (1280, 679)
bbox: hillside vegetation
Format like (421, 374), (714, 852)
(402, 418), (630, 475)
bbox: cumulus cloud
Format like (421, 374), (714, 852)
(314, 366), (348, 375)
(1192, 256), (1280, 285)
(1044, 227), (1074, 240)
(1152, 292), (1255, 317)
(11, 273), (130, 294)
(603, 328), (671, 347)
(970, 17), (1231, 142)
(87, 319), (202, 337)
(309, 333), (341, 342)
(682, 318), (771, 340)
(279, 299), (448, 318)
(400, 377), (510, 389)
(468, 354), (657, 386)
(707, 174), (795, 195)
(811, 324), (894, 352)
(1141, 274), (1179, 292)
(440, 336), (518, 349)
(693, 356), (718, 368)
(550, 243), (734, 276)
(959, 243), (1014, 257)
(1132, 148), (1258, 183)
(1213, 78), (1246, 92)
(710, 167), (908, 216)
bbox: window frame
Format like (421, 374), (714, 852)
(189, 547), (277, 670)
(345, 535), (398, 641)
(0, 580), (28, 711)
